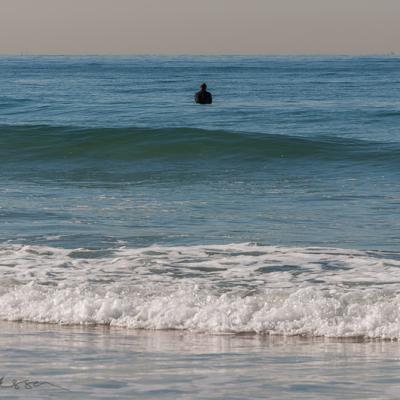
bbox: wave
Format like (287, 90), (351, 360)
(1, 243), (400, 339)
(0, 124), (399, 164)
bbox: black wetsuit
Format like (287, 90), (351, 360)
(195, 90), (212, 104)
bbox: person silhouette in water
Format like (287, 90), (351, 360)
(195, 83), (212, 104)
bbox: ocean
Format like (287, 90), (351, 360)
(0, 55), (400, 399)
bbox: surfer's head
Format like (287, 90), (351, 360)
(200, 83), (207, 90)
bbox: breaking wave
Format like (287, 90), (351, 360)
(1, 242), (400, 339)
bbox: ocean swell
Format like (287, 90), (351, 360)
(0, 124), (398, 163)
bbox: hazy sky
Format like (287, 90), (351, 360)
(1, 0), (399, 54)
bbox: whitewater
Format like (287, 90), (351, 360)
(1, 243), (400, 338)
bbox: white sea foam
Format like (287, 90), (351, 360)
(1, 243), (400, 338)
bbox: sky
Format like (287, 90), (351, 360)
(1, 0), (399, 55)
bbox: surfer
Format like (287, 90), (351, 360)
(195, 83), (212, 104)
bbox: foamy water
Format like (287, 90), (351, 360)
(1, 243), (399, 339)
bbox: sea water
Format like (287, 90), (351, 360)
(0, 56), (400, 398)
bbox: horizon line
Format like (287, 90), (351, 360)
(0, 52), (399, 57)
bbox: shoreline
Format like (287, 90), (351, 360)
(2, 320), (400, 399)
(1, 320), (398, 343)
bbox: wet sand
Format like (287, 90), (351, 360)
(1, 321), (400, 399)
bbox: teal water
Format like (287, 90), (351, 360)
(1, 56), (399, 251)
(1, 55), (400, 399)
